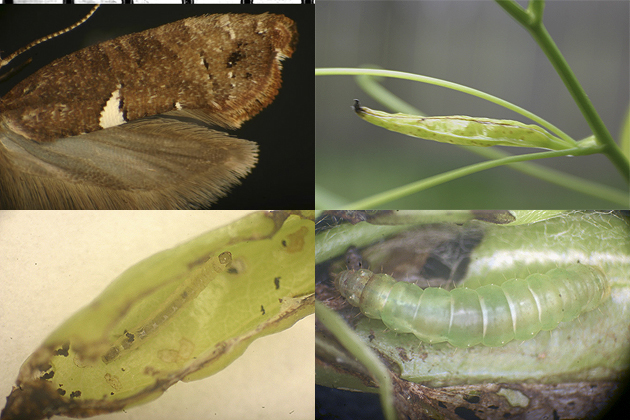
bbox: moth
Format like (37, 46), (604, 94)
(0, 10), (298, 209)
(335, 264), (610, 348)
(1, 211), (315, 420)
(353, 100), (573, 150)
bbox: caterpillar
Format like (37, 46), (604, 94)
(102, 251), (233, 363)
(353, 100), (573, 151)
(335, 264), (610, 348)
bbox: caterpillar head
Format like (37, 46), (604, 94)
(335, 269), (397, 320)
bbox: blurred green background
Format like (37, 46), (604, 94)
(316, 1), (629, 209)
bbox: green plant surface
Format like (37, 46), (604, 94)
(315, 210), (630, 419)
(353, 101), (576, 150)
(316, 1), (629, 209)
(0, 211), (314, 420)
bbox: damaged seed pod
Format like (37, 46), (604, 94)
(1, 211), (315, 420)
(353, 100), (572, 150)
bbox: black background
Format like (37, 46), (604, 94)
(0, 5), (314, 209)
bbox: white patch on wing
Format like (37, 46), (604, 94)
(99, 87), (126, 129)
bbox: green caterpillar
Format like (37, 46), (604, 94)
(335, 264), (609, 348)
(102, 251), (233, 364)
(353, 100), (573, 150)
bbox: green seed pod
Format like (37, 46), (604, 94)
(1, 211), (315, 420)
(353, 100), (572, 150)
(336, 264), (609, 348)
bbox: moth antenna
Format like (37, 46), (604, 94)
(0, 5), (99, 70)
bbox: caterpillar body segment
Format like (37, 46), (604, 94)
(335, 265), (609, 348)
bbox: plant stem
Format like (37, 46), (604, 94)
(353, 75), (628, 206)
(316, 302), (398, 420)
(496, 0), (630, 182)
(344, 146), (602, 209)
(317, 68), (575, 146)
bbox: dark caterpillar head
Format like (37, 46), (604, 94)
(345, 246), (363, 270)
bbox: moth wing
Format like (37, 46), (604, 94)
(163, 109), (240, 130)
(0, 113), (258, 209)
